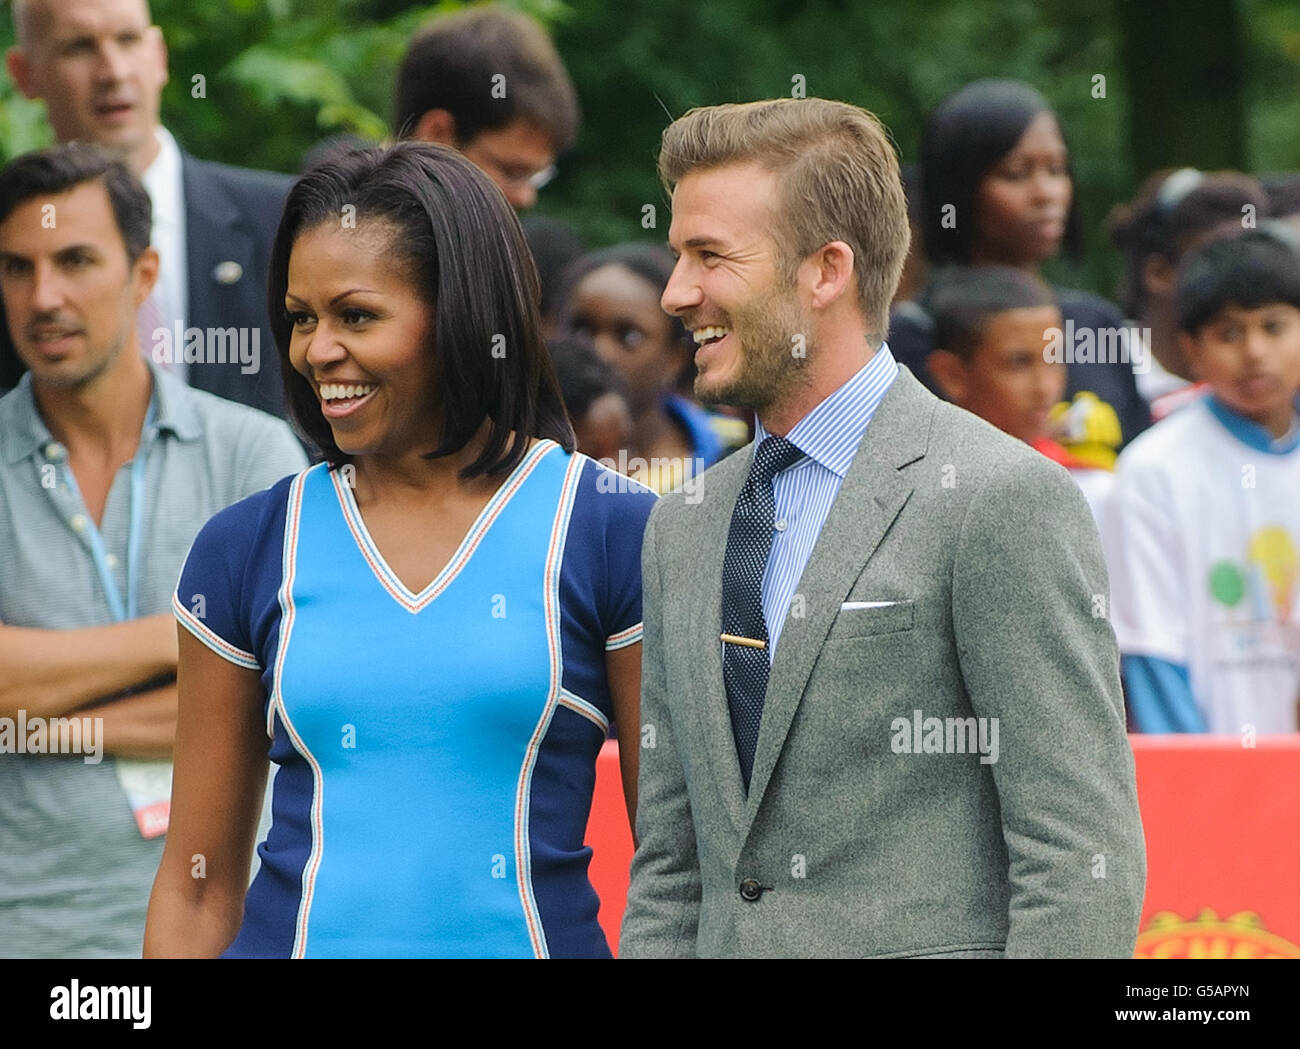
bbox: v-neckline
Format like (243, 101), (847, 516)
(329, 439), (556, 614)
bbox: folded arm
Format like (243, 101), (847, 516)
(79, 682), (179, 759)
(0, 615), (177, 720)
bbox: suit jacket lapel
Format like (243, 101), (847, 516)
(181, 154), (250, 401)
(743, 366), (933, 824)
(691, 452), (752, 838)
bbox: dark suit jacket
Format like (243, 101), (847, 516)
(0, 149), (293, 422)
(181, 153), (293, 418)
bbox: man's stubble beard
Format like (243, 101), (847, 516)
(32, 317), (133, 392)
(694, 286), (813, 412)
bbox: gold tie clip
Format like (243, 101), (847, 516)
(721, 633), (766, 650)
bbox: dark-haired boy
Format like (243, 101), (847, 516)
(925, 265), (1115, 521)
(394, 6), (579, 210)
(1103, 228), (1300, 734)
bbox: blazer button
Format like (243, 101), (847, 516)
(739, 878), (764, 902)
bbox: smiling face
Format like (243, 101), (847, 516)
(285, 220), (439, 460)
(1183, 302), (1300, 437)
(0, 178), (155, 390)
(662, 162), (811, 412)
(566, 263), (686, 415)
(8, 0), (169, 174)
(971, 111), (1072, 269)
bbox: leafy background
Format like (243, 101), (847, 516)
(1, 0), (1297, 300)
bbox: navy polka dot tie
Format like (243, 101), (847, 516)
(721, 435), (804, 790)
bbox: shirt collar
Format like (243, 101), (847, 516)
(0, 373), (54, 464)
(140, 126), (183, 228)
(1206, 394), (1300, 456)
(754, 343), (899, 478)
(145, 360), (202, 442)
(0, 360), (200, 465)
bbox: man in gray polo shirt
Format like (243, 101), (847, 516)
(0, 144), (306, 957)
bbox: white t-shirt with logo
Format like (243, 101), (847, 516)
(1103, 398), (1300, 734)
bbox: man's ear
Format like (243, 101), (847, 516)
(926, 348), (968, 404)
(148, 25), (170, 89)
(132, 246), (161, 310)
(6, 48), (37, 100)
(803, 240), (855, 311)
(413, 108), (458, 146)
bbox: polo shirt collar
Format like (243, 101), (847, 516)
(0, 361), (200, 465)
(146, 361), (203, 442)
(754, 343), (899, 478)
(0, 373), (50, 465)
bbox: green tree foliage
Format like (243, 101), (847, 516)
(0, 0), (1296, 298)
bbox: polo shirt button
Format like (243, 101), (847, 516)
(43, 442), (66, 462)
(105, 553), (119, 569)
(739, 878), (764, 902)
(69, 514), (88, 532)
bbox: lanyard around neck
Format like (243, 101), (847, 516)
(59, 396), (158, 623)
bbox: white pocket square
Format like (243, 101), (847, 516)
(840, 600), (897, 610)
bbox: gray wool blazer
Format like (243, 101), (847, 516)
(619, 365), (1147, 958)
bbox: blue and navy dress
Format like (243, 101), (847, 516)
(173, 440), (656, 958)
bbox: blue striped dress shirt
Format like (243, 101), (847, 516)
(753, 344), (899, 657)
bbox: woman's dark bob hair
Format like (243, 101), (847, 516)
(920, 79), (1084, 267)
(269, 141), (575, 476)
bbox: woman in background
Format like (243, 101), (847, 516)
(891, 78), (1151, 452)
(560, 243), (748, 492)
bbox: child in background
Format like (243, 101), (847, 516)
(1103, 229), (1300, 734)
(890, 79), (1150, 448)
(925, 265), (1114, 522)
(559, 243), (746, 492)
(548, 333), (633, 465)
(1106, 169), (1271, 421)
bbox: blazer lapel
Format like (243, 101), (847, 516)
(181, 154), (253, 401)
(688, 451), (752, 839)
(743, 367), (933, 823)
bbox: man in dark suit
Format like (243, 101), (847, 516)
(620, 98), (1146, 958)
(3, 0), (292, 420)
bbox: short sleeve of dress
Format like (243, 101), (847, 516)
(172, 486), (279, 670)
(590, 460), (658, 651)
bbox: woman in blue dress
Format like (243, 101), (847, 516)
(144, 143), (655, 958)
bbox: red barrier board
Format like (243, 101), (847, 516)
(1129, 734), (1300, 958)
(584, 735), (1300, 957)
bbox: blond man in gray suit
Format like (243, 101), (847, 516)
(620, 98), (1146, 959)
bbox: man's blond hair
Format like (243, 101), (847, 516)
(659, 98), (910, 339)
